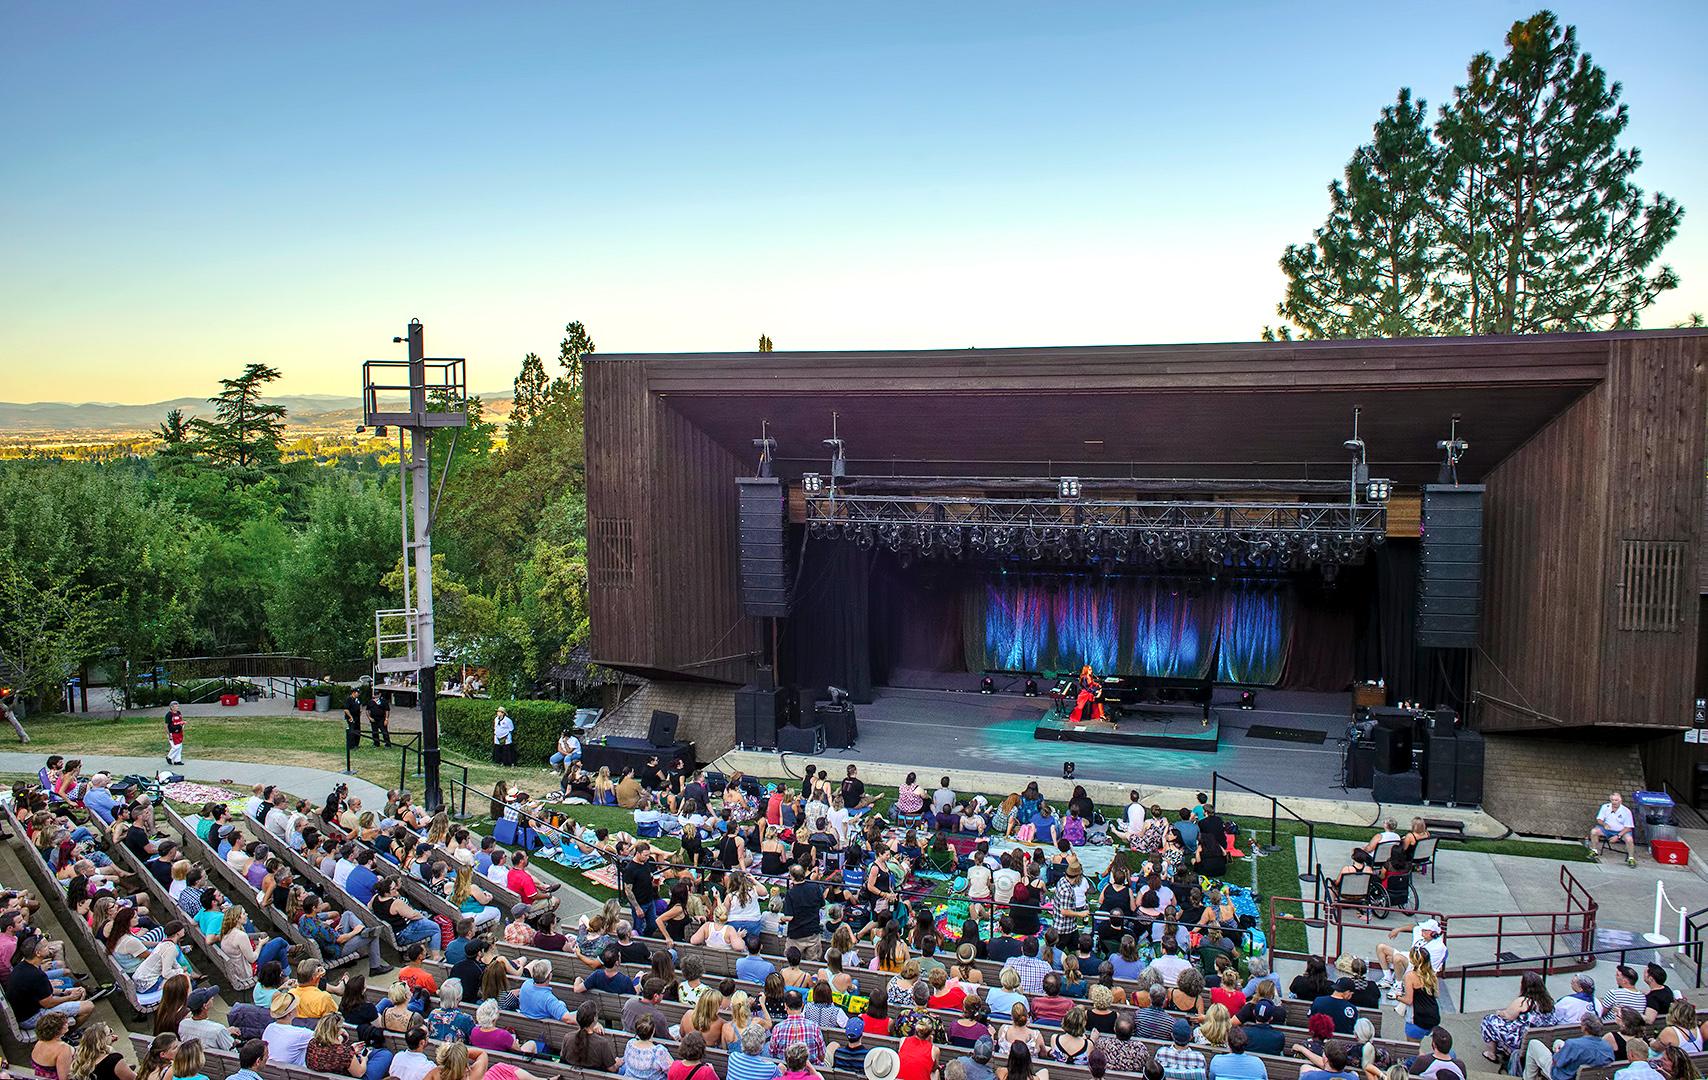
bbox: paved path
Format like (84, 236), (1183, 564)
(0, 752), (601, 920)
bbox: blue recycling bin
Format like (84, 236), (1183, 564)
(1632, 790), (1675, 843)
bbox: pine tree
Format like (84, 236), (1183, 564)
(189, 363), (287, 477)
(758, 334), (774, 352)
(510, 352), (549, 431)
(156, 408), (190, 446)
(1269, 11), (1682, 339)
(1433, 11), (1682, 333)
(555, 321), (596, 393)
(1275, 90), (1449, 338)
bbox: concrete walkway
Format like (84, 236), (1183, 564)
(0, 751), (601, 920)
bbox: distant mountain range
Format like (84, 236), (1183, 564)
(0, 393), (513, 435)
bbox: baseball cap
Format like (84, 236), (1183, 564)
(1335, 977), (1355, 992)
(1419, 918), (1442, 934)
(1250, 1000), (1278, 1023)
(972, 1037), (995, 1062)
(845, 1017), (865, 1039)
(189, 986), (219, 1010)
(1171, 1017), (1192, 1044)
(510, 903), (531, 917)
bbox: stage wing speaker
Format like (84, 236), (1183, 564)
(737, 477), (793, 617)
(1346, 741), (1375, 789)
(1417, 484), (1486, 649)
(817, 704), (858, 749)
(778, 722), (824, 755)
(1424, 730), (1458, 802)
(1372, 768), (1424, 805)
(647, 710), (680, 748)
(1454, 730), (1485, 806)
(1370, 724), (1411, 775)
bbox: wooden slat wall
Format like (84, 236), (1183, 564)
(1474, 381), (1612, 733)
(647, 397), (753, 685)
(584, 359), (655, 669)
(1598, 336), (1706, 727)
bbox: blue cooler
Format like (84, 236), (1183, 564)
(1632, 790), (1676, 843)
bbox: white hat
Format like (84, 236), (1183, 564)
(1419, 918), (1442, 934)
(453, 849), (475, 867)
(863, 1047), (900, 1080)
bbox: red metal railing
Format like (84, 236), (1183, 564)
(1267, 865), (1596, 979)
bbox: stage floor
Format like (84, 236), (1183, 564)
(830, 685), (1367, 802)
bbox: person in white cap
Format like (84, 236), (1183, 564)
(1375, 917), (1446, 993)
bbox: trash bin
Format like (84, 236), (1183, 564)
(1632, 790), (1676, 843)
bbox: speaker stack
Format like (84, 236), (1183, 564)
(1423, 728), (1457, 803)
(736, 477), (793, 617)
(1373, 768), (1424, 804)
(1454, 730), (1484, 807)
(734, 684), (784, 749)
(1417, 485), (1486, 649)
(816, 702), (859, 749)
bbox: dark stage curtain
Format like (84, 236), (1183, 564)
(1279, 572), (1358, 692)
(787, 540), (874, 704)
(869, 558), (964, 682)
(1364, 542), (1468, 709)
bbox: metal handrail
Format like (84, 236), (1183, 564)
(1454, 941), (1662, 1004)
(1211, 771), (1317, 882)
(1683, 905), (1708, 988)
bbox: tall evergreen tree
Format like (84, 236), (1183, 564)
(758, 334), (774, 352)
(510, 352), (549, 433)
(1432, 11), (1682, 333)
(189, 363), (288, 476)
(1273, 90), (1448, 338)
(1269, 10), (1682, 339)
(156, 408), (191, 446)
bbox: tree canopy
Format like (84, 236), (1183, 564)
(1269, 11), (1683, 340)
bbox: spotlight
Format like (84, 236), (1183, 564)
(802, 472), (824, 493)
(1024, 678), (1038, 697)
(1058, 476), (1082, 499)
(1062, 761), (1076, 780)
(1364, 479), (1392, 502)
(1239, 690), (1256, 710)
(980, 677), (994, 694)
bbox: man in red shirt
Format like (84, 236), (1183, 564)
(505, 850), (559, 908)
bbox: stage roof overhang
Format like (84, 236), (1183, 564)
(603, 333), (1633, 485)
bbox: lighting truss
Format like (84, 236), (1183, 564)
(804, 491), (1387, 569)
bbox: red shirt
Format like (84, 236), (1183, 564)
(506, 866), (538, 902)
(898, 1036), (937, 1080)
(1211, 987), (1247, 1015)
(1030, 994), (1074, 1024)
(929, 986), (968, 1011)
(863, 1015), (891, 1037)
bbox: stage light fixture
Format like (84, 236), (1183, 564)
(1239, 690), (1256, 710)
(802, 472), (823, 493)
(980, 677), (994, 694)
(1024, 678), (1038, 697)
(1365, 478), (1392, 502)
(1062, 761), (1076, 779)
(1058, 476), (1082, 499)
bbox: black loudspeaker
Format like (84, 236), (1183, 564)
(737, 478), (792, 617)
(1424, 731), (1458, 802)
(734, 686), (782, 748)
(1417, 484), (1485, 649)
(1454, 731), (1485, 805)
(1370, 724), (1411, 775)
(778, 722), (823, 755)
(647, 710), (680, 748)
(817, 704), (858, 749)
(1345, 741), (1375, 789)
(1372, 768), (1424, 805)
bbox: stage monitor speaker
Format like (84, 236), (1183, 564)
(1417, 484), (1486, 649)
(817, 703), (858, 749)
(1424, 730), (1458, 802)
(1372, 768), (1424, 805)
(1454, 731), (1485, 805)
(737, 477), (793, 617)
(647, 710), (680, 748)
(1371, 724), (1411, 775)
(778, 722), (824, 755)
(1346, 741), (1375, 789)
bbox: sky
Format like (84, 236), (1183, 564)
(3, 2), (1705, 403)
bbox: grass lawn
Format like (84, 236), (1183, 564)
(14, 712), (1590, 948)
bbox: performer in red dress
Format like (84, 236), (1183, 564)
(1067, 664), (1105, 723)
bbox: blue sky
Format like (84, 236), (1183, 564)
(2, 2), (1704, 402)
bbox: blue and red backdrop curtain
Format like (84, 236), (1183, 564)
(961, 574), (1293, 686)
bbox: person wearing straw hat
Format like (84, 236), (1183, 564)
(863, 1047), (901, 1080)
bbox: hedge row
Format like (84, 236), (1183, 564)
(436, 697), (580, 764)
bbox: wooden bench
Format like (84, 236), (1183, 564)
(239, 817), (404, 962)
(164, 804), (361, 976)
(1, 803), (156, 1019)
(104, 820), (255, 990)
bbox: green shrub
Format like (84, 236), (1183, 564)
(436, 697), (580, 764)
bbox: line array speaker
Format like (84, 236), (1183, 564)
(1417, 484), (1485, 649)
(737, 477), (792, 617)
